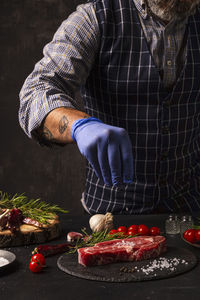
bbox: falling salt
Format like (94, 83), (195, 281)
(0, 257), (9, 267)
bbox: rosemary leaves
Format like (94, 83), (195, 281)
(0, 191), (68, 225)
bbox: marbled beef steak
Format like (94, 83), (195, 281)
(78, 236), (166, 267)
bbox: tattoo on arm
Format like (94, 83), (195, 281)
(59, 116), (68, 134)
(34, 126), (56, 147)
(35, 112), (89, 147)
(42, 126), (54, 141)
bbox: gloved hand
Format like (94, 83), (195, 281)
(71, 117), (133, 186)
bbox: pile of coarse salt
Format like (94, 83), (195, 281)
(135, 257), (188, 275)
(0, 257), (9, 267)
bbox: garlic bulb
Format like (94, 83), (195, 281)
(89, 212), (113, 232)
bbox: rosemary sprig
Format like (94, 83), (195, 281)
(68, 229), (138, 254)
(0, 191), (68, 224)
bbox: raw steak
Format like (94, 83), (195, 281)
(78, 236), (166, 267)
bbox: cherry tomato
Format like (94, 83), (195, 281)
(138, 224), (149, 236)
(29, 261), (43, 273)
(127, 229), (138, 236)
(184, 229), (196, 243)
(195, 229), (200, 241)
(149, 226), (161, 236)
(31, 253), (46, 266)
(117, 226), (127, 234)
(128, 225), (138, 233)
(109, 229), (118, 235)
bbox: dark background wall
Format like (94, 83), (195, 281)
(0, 0), (87, 215)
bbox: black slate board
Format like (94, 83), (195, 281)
(57, 247), (197, 282)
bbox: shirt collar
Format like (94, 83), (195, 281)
(133, 0), (148, 19)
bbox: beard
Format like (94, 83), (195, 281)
(158, 0), (199, 13)
(147, 0), (200, 21)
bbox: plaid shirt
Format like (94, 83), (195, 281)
(19, 0), (191, 137)
(19, 0), (200, 214)
(135, 0), (189, 89)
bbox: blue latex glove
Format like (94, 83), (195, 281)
(71, 117), (134, 186)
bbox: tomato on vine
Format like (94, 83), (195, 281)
(149, 227), (161, 236)
(31, 253), (46, 266)
(184, 229), (196, 243)
(138, 224), (149, 235)
(195, 229), (200, 241)
(128, 225), (138, 233)
(29, 261), (43, 273)
(127, 229), (137, 236)
(29, 253), (46, 273)
(117, 226), (127, 234)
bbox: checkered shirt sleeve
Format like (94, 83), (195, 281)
(18, 3), (99, 138)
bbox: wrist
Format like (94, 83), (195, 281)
(71, 117), (103, 142)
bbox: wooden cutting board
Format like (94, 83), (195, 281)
(0, 216), (61, 247)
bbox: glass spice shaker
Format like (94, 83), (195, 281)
(180, 215), (194, 235)
(165, 214), (180, 234)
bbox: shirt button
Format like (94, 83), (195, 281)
(167, 60), (172, 66)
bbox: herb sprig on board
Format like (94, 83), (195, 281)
(68, 228), (137, 254)
(0, 191), (68, 224)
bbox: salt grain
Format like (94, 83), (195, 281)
(137, 257), (188, 275)
(0, 257), (9, 267)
